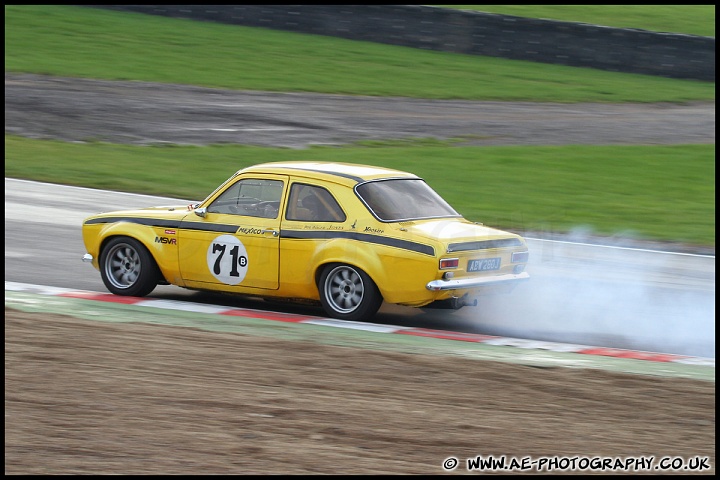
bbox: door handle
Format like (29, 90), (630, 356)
(262, 229), (279, 237)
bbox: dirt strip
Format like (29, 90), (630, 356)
(5, 308), (715, 475)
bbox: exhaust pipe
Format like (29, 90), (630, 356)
(450, 294), (477, 310)
(423, 294), (478, 310)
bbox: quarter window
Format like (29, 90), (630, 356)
(286, 184), (346, 222)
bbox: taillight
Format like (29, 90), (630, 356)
(439, 258), (459, 269)
(512, 251), (529, 263)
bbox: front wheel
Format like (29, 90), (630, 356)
(100, 237), (160, 297)
(318, 264), (383, 321)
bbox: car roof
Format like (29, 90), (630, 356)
(238, 161), (419, 186)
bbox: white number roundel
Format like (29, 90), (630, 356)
(207, 235), (249, 285)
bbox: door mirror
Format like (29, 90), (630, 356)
(194, 207), (207, 218)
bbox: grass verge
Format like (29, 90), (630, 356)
(5, 135), (714, 247)
(4, 5), (715, 103)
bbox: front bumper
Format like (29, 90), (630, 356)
(426, 272), (529, 291)
(82, 254), (94, 263)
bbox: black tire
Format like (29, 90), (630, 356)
(318, 264), (383, 321)
(100, 237), (160, 297)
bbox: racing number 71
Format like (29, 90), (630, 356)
(212, 243), (248, 276)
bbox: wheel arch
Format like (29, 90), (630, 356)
(309, 239), (387, 296)
(97, 223), (172, 283)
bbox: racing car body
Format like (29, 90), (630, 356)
(82, 161), (529, 320)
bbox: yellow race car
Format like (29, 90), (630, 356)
(82, 161), (529, 320)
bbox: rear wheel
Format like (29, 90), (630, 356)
(318, 264), (382, 321)
(100, 237), (160, 297)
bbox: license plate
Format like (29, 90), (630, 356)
(467, 257), (501, 272)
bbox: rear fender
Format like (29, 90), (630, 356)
(308, 239), (437, 304)
(310, 239), (386, 292)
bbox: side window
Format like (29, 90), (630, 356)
(207, 178), (283, 219)
(286, 184), (346, 222)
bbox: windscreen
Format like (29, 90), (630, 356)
(356, 179), (460, 222)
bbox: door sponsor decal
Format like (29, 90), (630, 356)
(207, 235), (248, 285)
(155, 236), (176, 245)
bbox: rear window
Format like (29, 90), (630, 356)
(355, 179), (459, 222)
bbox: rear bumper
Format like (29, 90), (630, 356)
(426, 272), (529, 291)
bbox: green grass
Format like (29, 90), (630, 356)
(441, 5), (715, 37)
(4, 136), (715, 247)
(3, 5), (716, 247)
(4, 5), (715, 103)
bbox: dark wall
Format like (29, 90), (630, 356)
(89, 5), (715, 81)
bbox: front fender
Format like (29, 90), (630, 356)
(92, 221), (181, 285)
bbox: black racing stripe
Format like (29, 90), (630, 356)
(281, 229), (435, 256)
(83, 217), (238, 234)
(447, 238), (522, 252)
(179, 221), (239, 234)
(83, 217), (182, 228)
(83, 217), (435, 255)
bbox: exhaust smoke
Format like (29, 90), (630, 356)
(463, 231), (715, 358)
